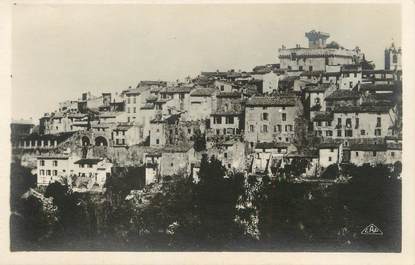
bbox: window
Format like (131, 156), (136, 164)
(328, 157), (332, 162)
(53, 170), (57, 176)
(299, 66), (303, 71)
(354, 73), (357, 78)
(223, 128), (226, 135)
(214, 116), (222, 124)
(291, 53), (297, 60)
(188, 128), (192, 134)
(375, 129), (382, 136)
(391, 151), (395, 157)
(133, 107), (136, 113)
(216, 129), (220, 135)
(262, 125), (268, 133)
(121, 139), (125, 145)
(46, 170), (51, 176)
(393, 54), (398, 63)
(133, 97), (136, 104)
(349, 81), (353, 88)
(282, 113), (286, 121)
(156, 139), (159, 144)
(40, 160), (45, 166)
(361, 130), (366, 135)
(345, 130), (353, 137)
(226, 116), (234, 124)
(277, 124), (282, 132)
(220, 85), (224, 91)
(127, 98), (130, 104)
(326, 130), (333, 137)
(337, 118), (342, 125)
(346, 118), (352, 128)
(40, 170), (44, 175)
(325, 57), (329, 65)
(53, 160), (58, 167)
(327, 121), (332, 126)
(330, 148), (334, 152)
(355, 118), (359, 129)
(286, 137), (289, 142)
(88, 164), (92, 168)
(356, 152), (359, 156)
(309, 66), (313, 71)
(337, 130), (342, 137)
(376, 117), (381, 127)
(224, 153), (228, 158)
(274, 126), (277, 133)
(250, 125), (254, 132)
(373, 151), (377, 157)
(171, 163), (174, 167)
(317, 121), (322, 126)
(262, 113), (269, 121)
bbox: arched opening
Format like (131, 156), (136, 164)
(81, 136), (90, 146)
(95, 136), (108, 146)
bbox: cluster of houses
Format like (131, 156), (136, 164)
(11, 30), (402, 190)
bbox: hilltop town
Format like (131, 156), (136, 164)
(11, 30), (402, 192)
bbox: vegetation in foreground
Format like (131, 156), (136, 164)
(10, 159), (401, 252)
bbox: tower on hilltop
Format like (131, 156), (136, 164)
(305, 30), (330, 49)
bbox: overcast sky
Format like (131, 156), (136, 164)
(12, 4), (401, 121)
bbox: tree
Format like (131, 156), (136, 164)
(193, 129), (206, 152)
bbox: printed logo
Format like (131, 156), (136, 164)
(361, 224), (383, 235)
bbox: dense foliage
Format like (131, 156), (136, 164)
(11, 161), (401, 251)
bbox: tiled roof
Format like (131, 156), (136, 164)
(114, 124), (133, 131)
(349, 143), (387, 151)
(322, 72), (341, 77)
(305, 84), (330, 93)
(125, 88), (143, 95)
(138, 80), (167, 87)
(216, 91), (242, 98)
(74, 158), (103, 165)
(360, 83), (396, 91)
(211, 110), (242, 116)
(37, 154), (70, 160)
(313, 112), (333, 122)
(333, 105), (391, 113)
(160, 86), (193, 94)
(140, 103), (155, 110)
(255, 142), (289, 149)
(300, 71), (324, 77)
(386, 142), (402, 150)
(246, 96), (297, 107)
(146, 95), (158, 102)
(325, 90), (360, 101)
(190, 87), (216, 97)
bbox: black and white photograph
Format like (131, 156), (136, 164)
(2, 1), (415, 264)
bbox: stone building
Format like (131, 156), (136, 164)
(244, 95), (300, 148)
(188, 87), (217, 121)
(37, 153), (80, 186)
(278, 30), (362, 72)
(384, 42), (402, 71)
(206, 139), (246, 171)
(313, 105), (397, 139)
(111, 124), (141, 147)
(318, 142), (342, 168)
(348, 142), (401, 166)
